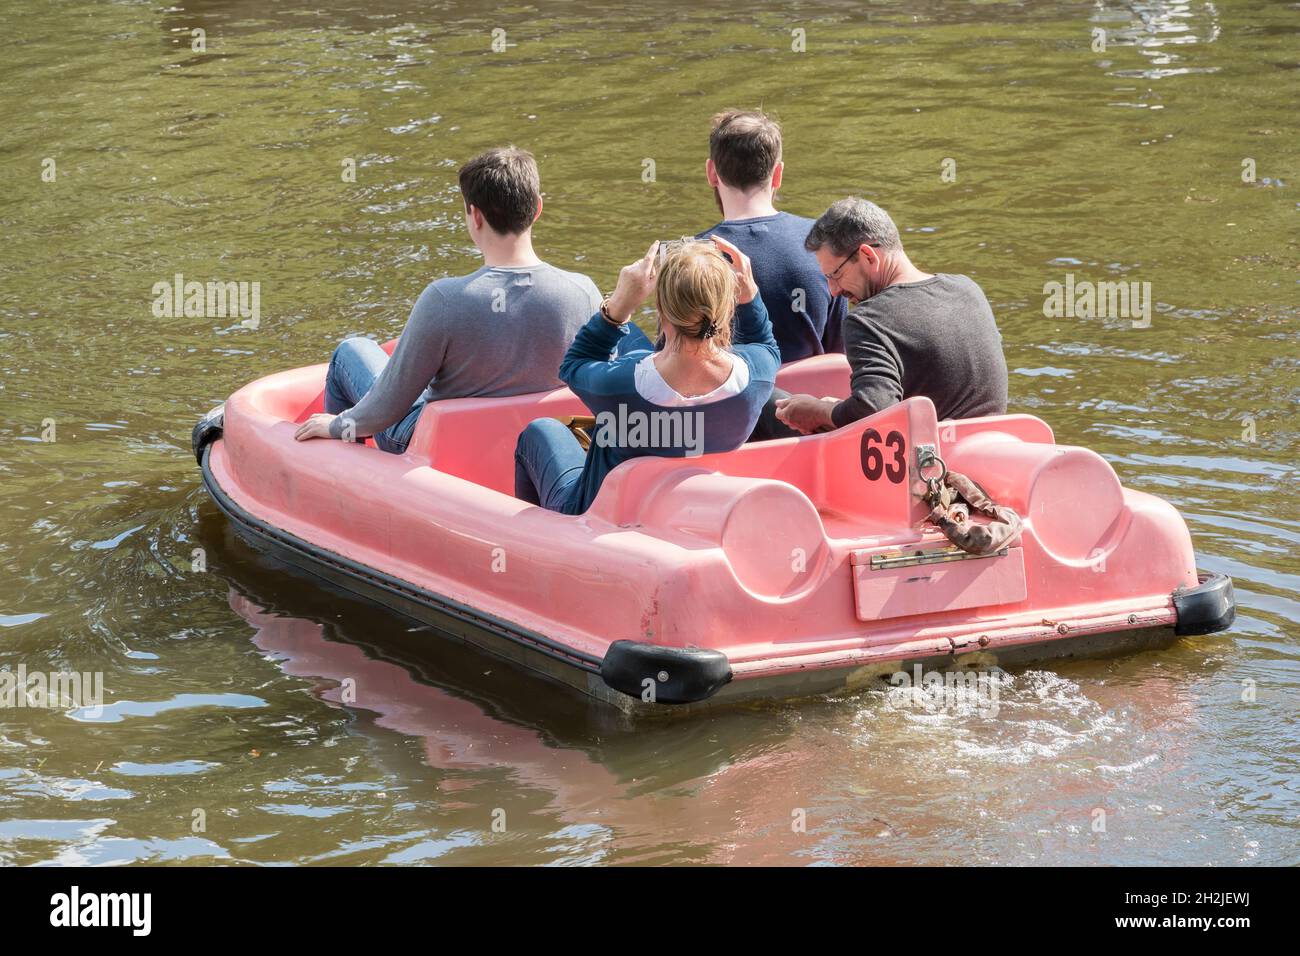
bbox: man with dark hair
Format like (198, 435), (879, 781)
(696, 110), (846, 363)
(294, 146), (603, 451)
(456, 147), (543, 235)
(768, 197), (1008, 436)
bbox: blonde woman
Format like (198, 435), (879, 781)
(514, 236), (779, 514)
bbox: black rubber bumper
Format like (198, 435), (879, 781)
(192, 405), (225, 465)
(1172, 572), (1235, 636)
(601, 640), (733, 705)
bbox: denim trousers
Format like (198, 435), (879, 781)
(514, 418), (587, 513)
(323, 337), (426, 453)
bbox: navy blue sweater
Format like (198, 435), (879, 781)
(698, 212), (847, 362)
(556, 296), (780, 514)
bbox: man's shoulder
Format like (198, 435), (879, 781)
(933, 274), (996, 319)
(843, 300), (894, 337)
(872, 273), (990, 308)
(419, 268), (482, 300)
(773, 210), (815, 227)
(536, 262), (601, 299)
(422, 263), (598, 302)
(701, 211), (814, 235)
(851, 274), (996, 334)
(702, 213), (815, 260)
(934, 272), (989, 298)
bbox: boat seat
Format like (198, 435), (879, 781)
(395, 351), (855, 497)
(375, 344), (1053, 515)
(590, 396), (944, 532)
(404, 386), (589, 494)
(771, 351), (851, 396)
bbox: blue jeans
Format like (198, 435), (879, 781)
(511, 327), (650, 511)
(324, 337), (426, 454)
(514, 418), (587, 513)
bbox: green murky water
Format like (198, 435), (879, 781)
(1, 0), (1296, 864)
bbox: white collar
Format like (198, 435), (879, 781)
(633, 352), (748, 406)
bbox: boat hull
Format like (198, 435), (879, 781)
(197, 383), (1234, 715)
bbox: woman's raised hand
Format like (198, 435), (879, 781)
(605, 240), (660, 324)
(709, 235), (758, 305)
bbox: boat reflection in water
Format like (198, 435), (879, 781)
(220, 551), (833, 863)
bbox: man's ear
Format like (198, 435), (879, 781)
(770, 161), (784, 192)
(705, 158), (721, 188)
(465, 203), (482, 230)
(860, 242), (882, 268)
(533, 195), (543, 224)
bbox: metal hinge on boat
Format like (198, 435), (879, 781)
(865, 546), (1009, 571)
(850, 543), (1026, 622)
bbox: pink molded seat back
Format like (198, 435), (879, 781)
(404, 387), (589, 494)
(366, 344), (854, 497)
(773, 352), (850, 397)
(395, 349), (853, 496)
(591, 397), (943, 533)
(379, 337), (594, 492)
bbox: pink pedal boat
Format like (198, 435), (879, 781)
(194, 347), (1233, 711)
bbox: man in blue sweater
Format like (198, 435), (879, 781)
(696, 109), (846, 362)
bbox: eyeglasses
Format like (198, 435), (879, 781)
(825, 244), (881, 282)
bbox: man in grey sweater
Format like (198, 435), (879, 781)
(294, 147), (602, 451)
(763, 198), (1008, 436)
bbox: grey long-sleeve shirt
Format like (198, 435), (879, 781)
(329, 263), (601, 439)
(830, 273), (1008, 427)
